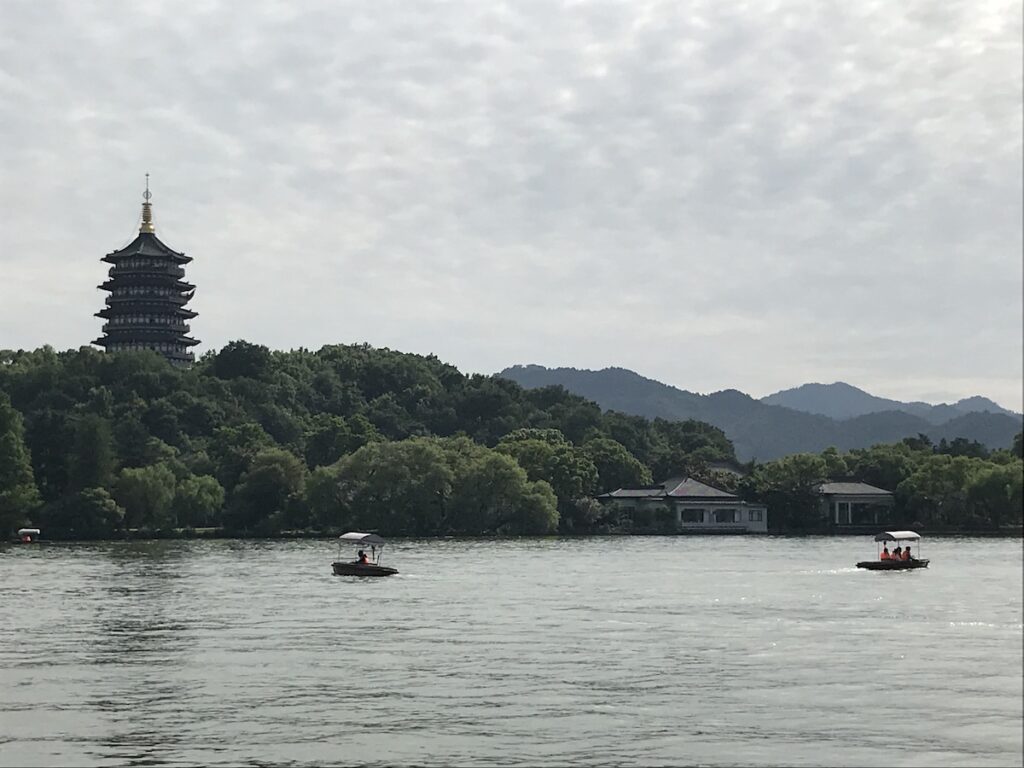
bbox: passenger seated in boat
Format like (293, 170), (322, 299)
(880, 546), (891, 560)
(901, 546), (912, 561)
(357, 550), (369, 564)
(892, 546), (902, 560)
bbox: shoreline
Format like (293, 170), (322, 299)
(9, 526), (1023, 544)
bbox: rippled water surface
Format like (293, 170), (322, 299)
(1, 537), (1021, 767)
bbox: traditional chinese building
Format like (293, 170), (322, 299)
(596, 477), (768, 533)
(93, 179), (199, 365)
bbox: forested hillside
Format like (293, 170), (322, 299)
(2, 345), (1019, 539)
(0, 343), (733, 538)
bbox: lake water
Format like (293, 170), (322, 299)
(1, 537), (1021, 767)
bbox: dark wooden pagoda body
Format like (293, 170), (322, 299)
(93, 198), (199, 366)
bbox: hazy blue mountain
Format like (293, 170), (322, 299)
(761, 382), (1020, 424)
(498, 365), (1023, 461)
(931, 411), (1024, 447)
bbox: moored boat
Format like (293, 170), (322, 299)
(331, 532), (399, 577)
(15, 528), (41, 543)
(856, 530), (929, 570)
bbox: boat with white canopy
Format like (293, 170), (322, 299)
(331, 532), (398, 577)
(16, 528), (41, 543)
(856, 530), (929, 570)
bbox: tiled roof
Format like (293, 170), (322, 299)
(599, 487), (667, 499)
(103, 233), (190, 263)
(599, 477), (738, 501)
(663, 477), (738, 499)
(817, 482), (893, 496)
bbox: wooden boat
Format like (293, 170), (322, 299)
(856, 530), (929, 570)
(331, 532), (398, 577)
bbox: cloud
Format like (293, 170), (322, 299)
(1, 0), (1021, 409)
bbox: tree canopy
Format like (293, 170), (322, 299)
(2, 345), (1018, 537)
(0, 344), (736, 537)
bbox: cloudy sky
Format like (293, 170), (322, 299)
(1, 0), (1021, 410)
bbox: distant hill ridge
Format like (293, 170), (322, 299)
(761, 381), (1019, 423)
(498, 365), (1023, 461)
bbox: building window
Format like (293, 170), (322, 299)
(713, 509), (739, 523)
(681, 509), (704, 523)
(748, 509), (763, 522)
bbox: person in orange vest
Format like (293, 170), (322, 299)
(357, 549), (369, 564)
(902, 546), (912, 561)
(880, 546), (891, 560)
(892, 545), (902, 560)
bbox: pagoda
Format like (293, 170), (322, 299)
(93, 178), (200, 366)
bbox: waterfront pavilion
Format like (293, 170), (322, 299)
(817, 481), (895, 526)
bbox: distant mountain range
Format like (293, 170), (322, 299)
(498, 366), (1023, 462)
(761, 381), (1018, 424)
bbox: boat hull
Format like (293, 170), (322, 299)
(856, 559), (929, 570)
(332, 562), (399, 577)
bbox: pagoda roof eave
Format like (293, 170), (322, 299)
(95, 333), (201, 346)
(103, 232), (191, 264)
(98, 280), (195, 292)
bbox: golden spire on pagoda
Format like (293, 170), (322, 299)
(140, 173), (155, 233)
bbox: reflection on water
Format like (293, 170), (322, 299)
(1, 537), (1021, 767)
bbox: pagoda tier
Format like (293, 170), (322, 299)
(95, 305), (197, 321)
(93, 183), (200, 366)
(99, 277), (195, 292)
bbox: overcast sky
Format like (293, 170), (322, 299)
(1, 0), (1021, 410)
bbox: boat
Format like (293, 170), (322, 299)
(856, 530), (929, 570)
(331, 532), (399, 577)
(16, 528), (41, 543)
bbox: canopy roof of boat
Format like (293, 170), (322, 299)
(874, 530), (921, 542)
(339, 532), (386, 545)
(17, 528), (41, 535)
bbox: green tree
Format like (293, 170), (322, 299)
(112, 416), (152, 469)
(23, 408), (73, 501)
(936, 437), (990, 459)
(648, 418), (735, 478)
(896, 454), (979, 526)
(513, 480), (560, 534)
(820, 446), (848, 478)
(751, 453), (829, 529)
(209, 340), (273, 380)
(208, 422), (274, 493)
(114, 463), (177, 529)
(0, 393), (41, 534)
(582, 437), (652, 493)
(845, 444), (914, 493)
(447, 449), (558, 534)
(38, 487), (124, 540)
(172, 474), (225, 528)
(67, 414), (116, 492)
(496, 429), (598, 531)
(313, 439), (453, 534)
(226, 449), (307, 533)
(966, 462), (1024, 528)
(902, 433), (934, 453)
(1012, 432), (1023, 458)
(304, 414), (379, 468)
